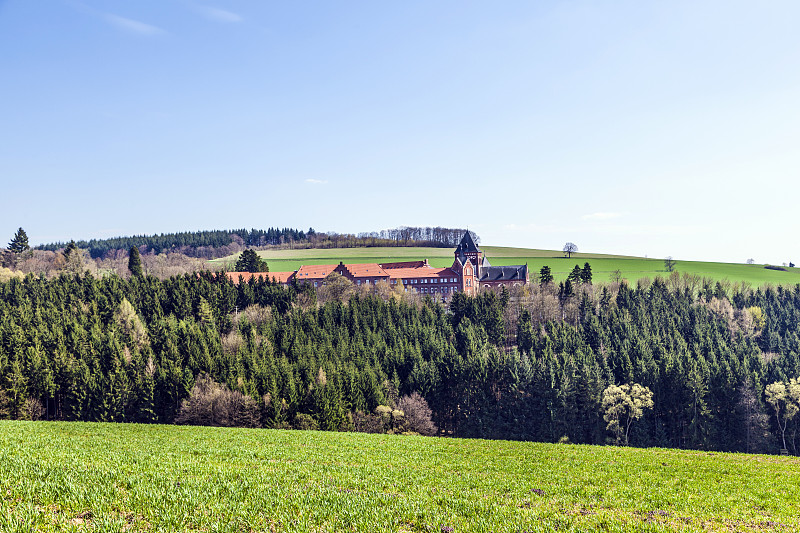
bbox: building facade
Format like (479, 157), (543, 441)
(228, 232), (529, 295)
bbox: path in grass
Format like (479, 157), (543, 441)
(1, 421), (798, 532)
(211, 246), (800, 286)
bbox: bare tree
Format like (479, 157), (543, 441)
(175, 374), (260, 428)
(737, 378), (770, 453)
(562, 242), (578, 258)
(664, 256), (676, 272)
(396, 392), (437, 436)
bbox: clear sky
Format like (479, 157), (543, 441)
(2, 1), (799, 264)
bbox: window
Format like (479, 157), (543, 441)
(314, 282), (318, 287)
(357, 280), (361, 285)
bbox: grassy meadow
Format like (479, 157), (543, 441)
(212, 246), (800, 286)
(1, 421), (799, 532)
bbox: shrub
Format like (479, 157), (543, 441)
(293, 413), (319, 431)
(352, 411), (385, 433)
(175, 374), (260, 428)
(24, 398), (45, 421)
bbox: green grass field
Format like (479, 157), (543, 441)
(1, 421), (798, 532)
(212, 246), (800, 286)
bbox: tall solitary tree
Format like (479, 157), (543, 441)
(563, 242), (578, 258)
(8, 227), (30, 254)
(128, 246), (143, 277)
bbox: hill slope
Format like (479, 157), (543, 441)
(1, 421), (797, 532)
(213, 245), (800, 286)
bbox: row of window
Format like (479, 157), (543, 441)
(407, 287), (458, 294)
(311, 277), (463, 287)
(402, 277), (458, 284)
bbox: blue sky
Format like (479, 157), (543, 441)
(2, 1), (799, 264)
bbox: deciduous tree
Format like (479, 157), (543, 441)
(765, 378), (800, 451)
(602, 383), (654, 445)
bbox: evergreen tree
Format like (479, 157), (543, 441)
(63, 240), (77, 259)
(539, 265), (553, 285)
(7, 227), (29, 254)
(568, 265), (582, 284)
(234, 249), (269, 273)
(580, 262), (593, 284)
(128, 246), (143, 277)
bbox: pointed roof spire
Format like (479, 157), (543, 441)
(459, 231), (480, 254)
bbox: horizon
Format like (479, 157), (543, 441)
(2, 1), (799, 265)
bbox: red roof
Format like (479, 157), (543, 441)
(386, 267), (457, 280)
(227, 271), (295, 284)
(341, 263), (389, 278)
(295, 264), (338, 279)
(380, 260), (428, 269)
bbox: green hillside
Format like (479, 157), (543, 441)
(212, 246), (800, 286)
(1, 421), (798, 532)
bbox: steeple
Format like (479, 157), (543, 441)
(459, 231), (480, 254)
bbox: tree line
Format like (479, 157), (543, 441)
(35, 228), (311, 259)
(2, 268), (800, 453)
(30, 226), (479, 261)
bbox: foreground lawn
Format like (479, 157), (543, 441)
(212, 245), (800, 286)
(1, 422), (798, 532)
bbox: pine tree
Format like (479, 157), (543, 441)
(128, 246), (143, 277)
(539, 265), (553, 285)
(568, 265), (582, 284)
(234, 249), (269, 273)
(7, 228), (29, 254)
(580, 262), (593, 284)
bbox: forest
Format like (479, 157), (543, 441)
(33, 226), (476, 260)
(1, 265), (800, 454)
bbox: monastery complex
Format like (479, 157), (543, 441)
(228, 232), (529, 296)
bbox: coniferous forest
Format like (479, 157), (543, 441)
(2, 269), (800, 454)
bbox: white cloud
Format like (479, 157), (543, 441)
(581, 212), (623, 221)
(104, 14), (165, 35)
(305, 179), (328, 185)
(198, 6), (243, 23)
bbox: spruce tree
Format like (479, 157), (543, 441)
(128, 246), (143, 277)
(539, 265), (553, 285)
(7, 227), (30, 254)
(580, 262), (593, 284)
(234, 249), (269, 273)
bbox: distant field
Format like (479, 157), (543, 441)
(1, 421), (798, 532)
(212, 246), (800, 286)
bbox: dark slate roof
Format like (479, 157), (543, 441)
(479, 264), (528, 282)
(458, 231), (480, 254)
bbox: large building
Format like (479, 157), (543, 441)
(228, 232), (529, 295)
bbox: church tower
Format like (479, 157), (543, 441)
(453, 231), (484, 295)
